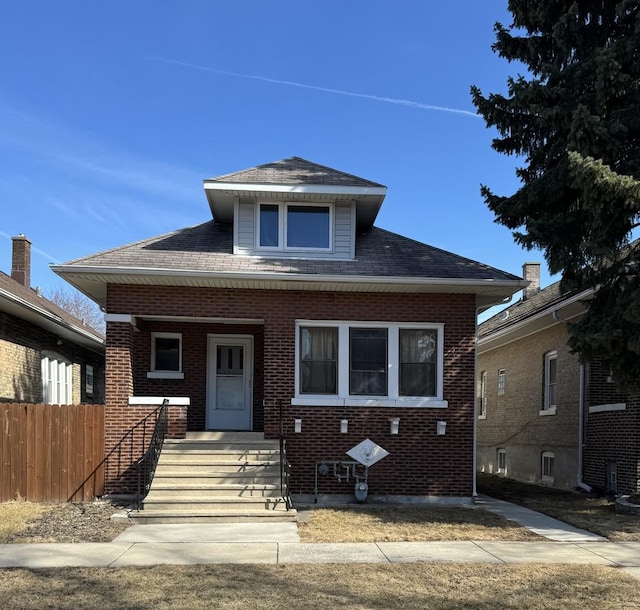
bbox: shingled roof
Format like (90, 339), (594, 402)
(0, 270), (104, 350)
(54, 158), (525, 307)
(61, 221), (521, 282)
(478, 281), (565, 338)
(208, 156), (385, 188)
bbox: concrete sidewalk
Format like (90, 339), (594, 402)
(476, 495), (606, 542)
(0, 498), (639, 579)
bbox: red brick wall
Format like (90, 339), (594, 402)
(584, 358), (640, 494)
(105, 285), (476, 497)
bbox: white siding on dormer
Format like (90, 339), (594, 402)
(234, 200), (355, 259)
(334, 201), (354, 259)
(236, 202), (255, 255)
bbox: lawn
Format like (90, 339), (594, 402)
(298, 504), (538, 542)
(478, 474), (640, 542)
(1, 564), (639, 610)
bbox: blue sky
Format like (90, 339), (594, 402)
(0, 1), (552, 315)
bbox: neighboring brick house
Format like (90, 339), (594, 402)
(0, 235), (105, 405)
(53, 157), (524, 501)
(477, 265), (640, 495)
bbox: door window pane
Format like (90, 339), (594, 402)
(399, 329), (437, 396)
(287, 206), (330, 248)
(300, 327), (338, 394)
(349, 328), (387, 395)
(259, 204), (280, 247)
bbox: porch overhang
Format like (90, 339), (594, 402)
(52, 264), (527, 311)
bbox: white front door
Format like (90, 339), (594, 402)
(206, 335), (253, 430)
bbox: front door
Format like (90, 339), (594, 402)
(206, 335), (253, 430)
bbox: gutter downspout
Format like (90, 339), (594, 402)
(553, 308), (592, 493)
(577, 363), (592, 492)
(474, 296), (511, 501)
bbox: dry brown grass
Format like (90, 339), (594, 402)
(478, 474), (640, 542)
(0, 563), (638, 609)
(298, 504), (539, 542)
(0, 501), (51, 542)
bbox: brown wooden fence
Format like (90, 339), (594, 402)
(0, 403), (105, 502)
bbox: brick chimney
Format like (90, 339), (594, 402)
(11, 234), (31, 288)
(522, 262), (540, 301)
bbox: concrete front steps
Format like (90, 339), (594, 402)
(131, 432), (296, 524)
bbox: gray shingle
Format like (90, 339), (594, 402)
(208, 157), (385, 188)
(64, 220), (520, 282)
(0, 271), (104, 341)
(478, 282), (566, 337)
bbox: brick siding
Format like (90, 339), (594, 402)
(477, 324), (582, 490)
(584, 356), (640, 494)
(0, 311), (104, 404)
(105, 285), (476, 497)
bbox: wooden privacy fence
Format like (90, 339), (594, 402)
(0, 403), (105, 502)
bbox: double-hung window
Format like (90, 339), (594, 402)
(295, 321), (445, 407)
(479, 371), (487, 418)
(543, 351), (557, 412)
(257, 203), (332, 251)
(148, 332), (184, 379)
(497, 369), (506, 396)
(42, 354), (72, 405)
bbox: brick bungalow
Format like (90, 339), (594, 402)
(477, 265), (640, 495)
(53, 157), (524, 502)
(1, 235), (104, 405)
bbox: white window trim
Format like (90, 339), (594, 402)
(497, 368), (506, 396)
(543, 350), (557, 411)
(293, 320), (447, 408)
(148, 332), (184, 380)
(255, 202), (334, 252)
(41, 353), (73, 405)
(478, 370), (487, 419)
(85, 364), (94, 396)
(541, 451), (555, 483)
(497, 448), (506, 474)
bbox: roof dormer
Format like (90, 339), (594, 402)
(203, 157), (387, 232)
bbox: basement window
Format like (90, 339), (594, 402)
(541, 451), (555, 484)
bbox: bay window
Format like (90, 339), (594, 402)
(295, 321), (445, 407)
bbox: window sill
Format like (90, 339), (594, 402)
(291, 397), (448, 408)
(588, 403), (626, 414)
(539, 407), (557, 416)
(146, 371), (184, 380)
(478, 414), (487, 420)
(128, 396), (190, 406)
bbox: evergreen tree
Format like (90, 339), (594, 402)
(471, 0), (640, 390)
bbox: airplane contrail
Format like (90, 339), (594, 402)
(151, 57), (480, 118)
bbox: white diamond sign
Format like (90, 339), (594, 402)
(346, 438), (389, 467)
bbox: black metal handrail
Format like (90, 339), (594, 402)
(279, 399), (293, 510)
(135, 400), (169, 510)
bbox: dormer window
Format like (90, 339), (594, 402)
(257, 203), (332, 251)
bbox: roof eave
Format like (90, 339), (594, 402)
(0, 287), (105, 353)
(477, 288), (594, 353)
(203, 182), (387, 229)
(52, 265), (526, 308)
